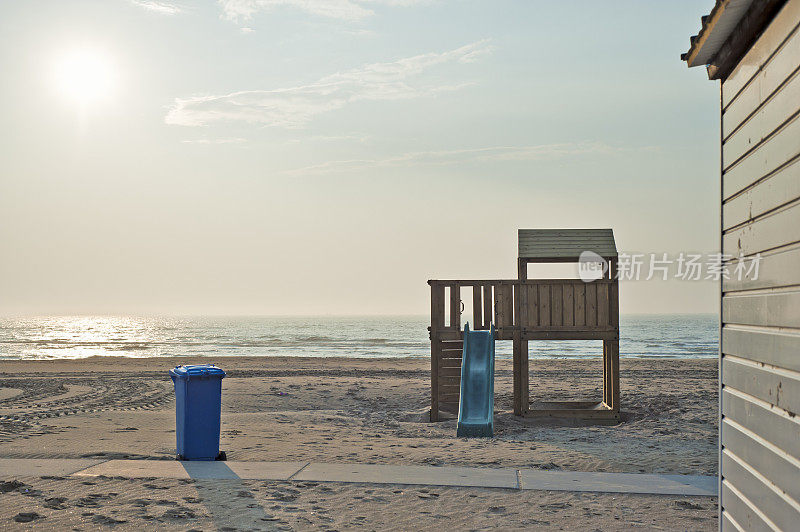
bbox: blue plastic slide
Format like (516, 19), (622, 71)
(457, 323), (496, 437)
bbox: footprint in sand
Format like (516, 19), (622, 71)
(13, 512), (44, 523)
(43, 497), (68, 510)
(92, 514), (127, 525)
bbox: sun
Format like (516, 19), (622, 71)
(53, 48), (116, 104)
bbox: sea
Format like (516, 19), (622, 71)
(0, 314), (717, 361)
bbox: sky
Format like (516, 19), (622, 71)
(0, 0), (720, 316)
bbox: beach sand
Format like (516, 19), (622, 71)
(0, 356), (718, 530)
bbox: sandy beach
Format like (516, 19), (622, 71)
(0, 356), (718, 530)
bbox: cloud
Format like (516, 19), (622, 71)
(129, 0), (184, 15)
(218, 0), (428, 22)
(165, 40), (491, 128)
(282, 142), (629, 175)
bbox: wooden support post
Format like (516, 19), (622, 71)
(520, 339), (529, 415)
(610, 339), (620, 413)
(603, 340), (610, 406)
(430, 284), (444, 422)
(513, 335), (523, 416)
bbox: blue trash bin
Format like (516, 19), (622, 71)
(169, 364), (226, 461)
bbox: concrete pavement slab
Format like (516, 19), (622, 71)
(518, 469), (717, 496)
(294, 463), (519, 489)
(0, 458), (104, 477)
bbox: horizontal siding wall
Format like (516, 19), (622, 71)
(721, 0), (800, 528)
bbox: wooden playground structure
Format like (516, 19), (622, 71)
(428, 229), (620, 422)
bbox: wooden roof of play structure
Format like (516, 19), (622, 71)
(518, 229), (618, 262)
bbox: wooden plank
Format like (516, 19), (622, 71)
(517, 284), (528, 336)
(430, 279), (612, 286)
(585, 283), (597, 327)
(483, 284), (493, 328)
(723, 243), (800, 292)
(721, 450), (798, 532)
(574, 284), (586, 327)
(494, 284), (513, 328)
(609, 268), (619, 328)
(522, 330), (617, 341)
(439, 358), (463, 368)
(449, 285), (461, 330)
(722, 326), (800, 372)
(472, 285), (483, 330)
(439, 395), (460, 404)
(722, 387), (800, 461)
(722, 18), (800, 158)
(723, 0), (800, 107)
(440, 341), (463, 350)
(597, 283), (609, 327)
(538, 285), (550, 327)
(439, 384), (460, 395)
(723, 15), (800, 137)
(723, 156), (800, 230)
(438, 367), (462, 377)
(562, 284), (574, 327)
(723, 113), (800, 200)
(723, 199), (800, 256)
(440, 349), (464, 359)
(721, 482), (775, 532)
(722, 418), (800, 504)
(722, 356), (800, 414)
(438, 376), (461, 386)
(523, 284), (538, 328)
(723, 290), (800, 328)
(550, 284), (562, 327)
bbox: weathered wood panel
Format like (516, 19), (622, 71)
(721, 481), (775, 532)
(523, 284), (538, 328)
(726, 117), (800, 201)
(723, 114), (800, 199)
(494, 284), (513, 329)
(574, 284), (586, 327)
(449, 285), (461, 330)
(723, 16), (800, 138)
(472, 285), (483, 330)
(562, 284), (574, 327)
(722, 356), (800, 416)
(722, 326), (800, 372)
(722, 388), (800, 462)
(538, 285), (550, 327)
(722, 290), (800, 328)
(720, 4), (800, 527)
(722, 418), (800, 504)
(722, 243), (800, 292)
(723, 67), (800, 169)
(723, 0), (800, 107)
(721, 451), (798, 532)
(723, 157), (800, 230)
(723, 200), (800, 256)
(597, 283), (609, 327)
(585, 283), (597, 327)
(550, 284), (562, 327)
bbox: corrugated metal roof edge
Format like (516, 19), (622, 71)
(681, 0), (746, 68)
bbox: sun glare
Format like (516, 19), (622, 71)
(53, 48), (115, 104)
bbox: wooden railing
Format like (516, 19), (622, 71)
(428, 279), (618, 341)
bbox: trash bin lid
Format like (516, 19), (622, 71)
(169, 364), (226, 380)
